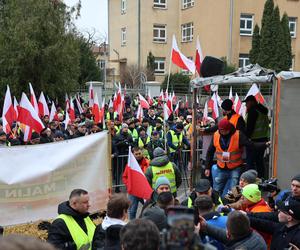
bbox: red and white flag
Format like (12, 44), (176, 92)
(92, 93), (100, 123)
(185, 95), (189, 108)
(69, 98), (75, 121)
(158, 90), (165, 102)
(164, 103), (172, 121)
(17, 93), (44, 136)
(174, 102), (179, 116)
(13, 96), (19, 121)
(246, 83), (265, 104)
(29, 83), (39, 115)
(147, 89), (153, 106)
(208, 93), (219, 119)
(167, 93), (173, 112)
(234, 93), (242, 114)
(171, 35), (195, 74)
(195, 36), (204, 76)
(138, 93), (150, 109)
(64, 109), (70, 130)
(75, 95), (84, 114)
(38, 91), (50, 117)
(89, 83), (94, 108)
(229, 87), (233, 101)
(172, 91), (177, 103)
(2, 85), (15, 134)
(122, 147), (153, 199)
(136, 104), (143, 121)
(203, 100), (208, 121)
(49, 102), (58, 122)
(65, 94), (70, 112)
(99, 98), (105, 123)
(216, 92), (223, 107)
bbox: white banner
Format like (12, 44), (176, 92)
(0, 132), (110, 226)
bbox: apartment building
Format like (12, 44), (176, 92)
(108, 0), (300, 83)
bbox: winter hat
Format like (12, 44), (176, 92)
(221, 99), (233, 111)
(154, 176), (171, 191)
(153, 147), (166, 158)
(121, 123), (128, 129)
(277, 196), (300, 220)
(242, 184), (261, 203)
(176, 122), (184, 130)
(240, 170), (258, 184)
(195, 179), (211, 193)
(218, 119), (232, 131)
(142, 206), (167, 231)
(292, 174), (300, 183)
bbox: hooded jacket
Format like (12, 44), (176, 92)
(145, 155), (182, 193)
(47, 201), (93, 250)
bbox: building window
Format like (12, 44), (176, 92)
(154, 57), (165, 74)
(240, 14), (253, 36)
(153, 24), (167, 43)
(182, 0), (194, 9)
(289, 17), (297, 38)
(98, 60), (105, 69)
(239, 54), (250, 68)
(121, 0), (127, 14)
(121, 28), (126, 46)
(181, 22), (193, 42)
(290, 56), (295, 70)
(153, 0), (167, 9)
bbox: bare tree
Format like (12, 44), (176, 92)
(120, 64), (148, 88)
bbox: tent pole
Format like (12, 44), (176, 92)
(191, 87), (198, 189)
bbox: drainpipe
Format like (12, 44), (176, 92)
(228, 0), (234, 64)
(138, 0), (141, 71)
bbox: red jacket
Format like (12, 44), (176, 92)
(122, 157), (150, 186)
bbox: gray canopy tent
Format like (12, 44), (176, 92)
(190, 64), (300, 188)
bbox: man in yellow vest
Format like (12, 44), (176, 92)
(145, 147), (182, 197)
(243, 95), (270, 178)
(205, 119), (268, 198)
(48, 189), (95, 250)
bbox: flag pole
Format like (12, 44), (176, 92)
(166, 40), (173, 92)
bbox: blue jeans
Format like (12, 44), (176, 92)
(212, 164), (241, 198)
(128, 195), (144, 220)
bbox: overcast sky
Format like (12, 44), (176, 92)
(64, 0), (108, 41)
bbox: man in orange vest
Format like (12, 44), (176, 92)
(205, 119), (268, 197)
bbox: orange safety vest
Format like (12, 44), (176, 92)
(227, 113), (240, 128)
(213, 130), (243, 169)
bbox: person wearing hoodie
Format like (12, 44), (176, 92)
(47, 189), (95, 250)
(199, 210), (267, 250)
(145, 147), (182, 197)
(92, 194), (130, 250)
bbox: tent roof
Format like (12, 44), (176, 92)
(191, 64), (275, 88)
(277, 71), (300, 80)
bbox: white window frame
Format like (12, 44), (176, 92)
(240, 14), (253, 36)
(98, 60), (105, 69)
(239, 54), (250, 68)
(153, 0), (167, 9)
(182, 0), (194, 9)
(121, 0), (127, 14)
(181, 22), (193, 42)
(154, 57), (165, 75)
(290, 56), (295, 71)
(153, 24), (167, 43)
(289, 17), (297, 38)
(121, 27), (126, 46)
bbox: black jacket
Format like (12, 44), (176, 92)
(47, 201), (92, 250)
(248, 215), (300, 249)
(245, 103), (268, 139)
(113, 131), (133, 156)
(92, 224), (122, 250)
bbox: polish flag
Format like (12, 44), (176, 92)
(167, 93), (173, 112)
(147, 89), (153, 106)
(229, 87), (234, 101)
(49, 102), (58, 122)
(69, 98), (75, 121)
(174, 102), (179, 116)
(185, 95), (189, 108)
(108, 98), (113, 109)
(89, 83), (94, 108)
(246, 83), (265, 104)
(17, 93), (44, 135)
(99, 98), (105, 123)
(216, 92), (223, 107)
(171, 35), (195, 74)
(92, 93), (100, 123)
(13, 96), (19, 121)
(75, 95), (84, 114)
(113, 92), (117, 111)
(2, 85), (15, 134)
(65, 94), (70, 112)
(172, 91), (177, 103)
(195, 36), (204, 76)
(138, 93), (150, 109)
(164, 103), (172, 121)
(158, 90), (165, 102)
(136, 104), (143, 122)
(64, 109), (70, 130)
(209, 93), (219, 119)
(38, 91), (50, 117)
(29, 83), (39, 115)
(122, 147), (153, 199)
(234, 93), (242, 114)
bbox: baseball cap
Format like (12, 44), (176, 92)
(195, 179), (211, 193)
(242, 184), (261, 203)
(277, 197), (300, 220)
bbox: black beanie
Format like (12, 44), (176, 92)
(221, 99), (233, 111)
